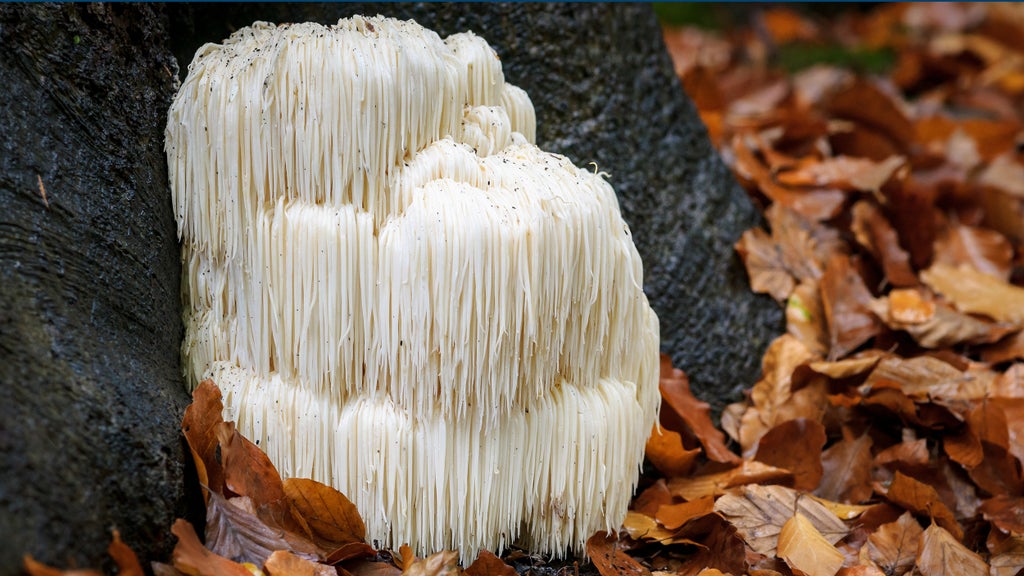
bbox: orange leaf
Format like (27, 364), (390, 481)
(645, 424), (701, 477)
(668, 460), (794, 501)
(933, 221), (1014, 281)
(713, 485), (848, 556)
(850, 201), (916, 287)
(921, 263), (1024, 325)
(656, 496), (716, 531)
(821, 254), (883, 359)
(754, 418), (826, 491)
(108, 530), (144, 576)
(675, 516), (747, 576)
(171, 518), (252, 576)
(283, 478), (366, 548)
(402, 551), (460, 576)
(265, 550), (336, 576)
(915, 524), (988, 576)
(777, 513), (845, 576)
(586, 532), (650, 576)
(883, 472), (961, 540)
(22, 557), (101, 576)
(631, 479), (675, 517)
(659, 355), (739, 464)
(182, 380), (227, 498)
(777, 156), (905, 193)
(981, 496), (1024, 535)
(464, 550), (516, 576)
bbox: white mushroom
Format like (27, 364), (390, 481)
(166, 15), (660, 559)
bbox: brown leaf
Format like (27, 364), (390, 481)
(981, 496), (1024, 535)
(777, 156), (905, 194)
(205, 492), (294, 566)
(863, 355), (983, 403)
(656, 496), (717, 531)
(816, 432), (874, 504)
(787, 279), (830, 357)
(645, 424), (702, 477)
(982, 331), (1024, 364)
(850, 201), (917, 288)
(988, 532), (1024, 576)
(659, 355), (739, 464)
(874, 439), (929, 469)
(869, 289), (1015, 348)
(171, 518), (252, 576)
(622, 510), (677, 543)
(586, 532), (651, 576)
(777, 512), (845, 576)
(265, 550), (336, 576)
(463, 550), (516, 576)
(883, 472), (961, 540)
(979, 153), (1024, 243)
(754, 418), (826, 491)
(182, 380), (226, 498)
(22, 557), (101, 576)
(827, 78), (914, 152)
(713, 485), (849, 556)
(341, 559), (402, 576)
(675, 517), (747, 576)
(152, 562), (187, 576)
(866, 512), (923, 576)
(915, 523), (988, 576)
(821, 254), (883, 360)
(631, 480), (675, 517)
(283, 478), (365, 549)
(668, 460), (794, 501)
(402, 551), (461, 576)
(921, 262), (1024, 326)
(736, 227), (798, 302)
(933, 221), (1014, 281)
(109, 530), (144, 576)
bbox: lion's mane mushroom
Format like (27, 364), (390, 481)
(167, 16), (660, 558)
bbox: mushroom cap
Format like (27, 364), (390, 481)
(167, 15), (660, 559)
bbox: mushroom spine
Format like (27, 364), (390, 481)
(167, 15), (660, 559)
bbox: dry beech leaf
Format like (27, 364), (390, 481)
(866, 512), (923, 576)
(736, 227), (797, 302)
(676, 517), (747, 576)
(787, 279), (829, 357)
(816, 432), (874, 504)
(754, 418), (826, 491)
(668, 460), (794, 501)
(777, 512), (845, 576)
(933, 221), (1014, 281)
(862, 355), (983, 403)
(22, 557), (101, 576)
(632, 480), (675, 517)
(152, 562), (187, 576)
(265, 550), (335, 576)
(915, 523), (988, 576)
(983, 332), (1024, 364)
(622, 510), (677, 543)
(464, 550), (516, 576)
(776, 155), (905, 193)
(656, 496), (717, 531)
(869, 290), (1015, 349)
(981, 495), (1024, 535)
(821, 254), (882, 360)
(882, 472), (961, 540)
(988, 532), (1024, 576)
(171, 518), (252, 576)
(586, 532), (651, 576)
(205, 492), (293, 566)
(342, 559), (402, 576)
(921, 262), (1024, 325)
(646, 424), (702, 477)
(283, 478), (366, 550)
(659, 355), (739, 464)
(402, 551), (461, 576)
(182, 379), (226, 498)
(108, 530), (145, 576)
(713, 485), (848, 556)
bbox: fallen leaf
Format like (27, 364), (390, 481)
(182, 380), (227, 498)
(866, 512), (923, 576)
(882, 472), (961, 540)
(632, 480), (675, 517)
(22, 557), (101, 576)
(921, 262), (1024, 326)
(586, 532), (651, 576)
(827, 78), (914, 152)
(283, 478), (365, 550)
(265, 550), (335, 576)
(341, 560), (401, 576)
(874, 439), (929, 469)
(205, 492), (294, 566)
(915, 523), (988, 576)
(622, 510), (678, 543)
(668, 460), (794, 501)
(777, 512), (845, 576)
(787, 279), (830, 357)
(933, 221), (1014, 281)
(982, 331), (1024, 364)
(656, 496), (717, 531)
(754, 418), (827, 491)
(464, 551), (515, 576)
(981, 495), (1024, 535)
(646, 425), (702, 477)
(862, 355), (983, 403)
(821, 254), (883, 360)
(850, 200), (917, 288)
(777, 155), (905, 194)
(109, 530), (144, 576)
(675, 517), (747, 576)
(659, 356), (739, 464)
(869, 290), (1015, 348)
(816, 432), (874, 504)
(988, 532), (1024, 576)
(402, 551), (461, 576)
(152, 562), (187, 576)
(171, 518), (252, 576)
(713, 485), (849, 556)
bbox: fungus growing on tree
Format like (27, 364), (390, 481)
(166, 16), (660, 559)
